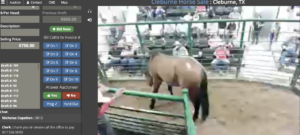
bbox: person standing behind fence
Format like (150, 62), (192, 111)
(113, 16), (125, 41)
(270, 22), (281, 46)
(252, 14), (264, 45)
(98, 84), (125, 135)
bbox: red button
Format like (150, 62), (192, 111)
(62, 92), (80, 99)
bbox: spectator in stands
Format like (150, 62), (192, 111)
(117, 36), (127, 47)
(196, 6), (206, 14)
(280, 33), (300, 67)
(270, 22), (281, 45)
(211, 44), (230, 75)
(120, 44), (137, 75)
(113, 16), (125, 41)
(228, 7), (241, 19)
(173, 41), (189, 56)
(225, 22), (236, 45)
(155, 6), (166, 19)
(252, 13), (264, 45)
(183, 13), (193, 21)
(107, 46), (121, 68)
(164, 20), (176, 39)
(98, 83), (125, 135)
(207, 7), (215, 19)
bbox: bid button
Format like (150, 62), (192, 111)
(62, 100), (80, 108)
(50, 26), (74, 33)
(43, 92), (61, 99)
(43, 100), (61, 108)
(62, 92), (80, 99)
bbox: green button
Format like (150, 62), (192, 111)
(43, 92), (61, 99)
(50, 26), (74, 33)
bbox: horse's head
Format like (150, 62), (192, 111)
(144, 67), (153, 87)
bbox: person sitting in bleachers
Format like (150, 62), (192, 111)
(117, 36), (127, 47)
(107, 46), (122, 69)
(173, 41), (189, 57)
(120, 44), (137, 75)
(228, 7), (241, 19)
(155, 6), (166, 19)
(211, 44), (230, 75)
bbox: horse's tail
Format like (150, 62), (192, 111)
(199, 71), (209, 121)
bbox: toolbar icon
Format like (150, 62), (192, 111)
(1, 0), (5, 5)
(87, 18), (92, 22)
(26, 1), (29, 4)
(88, 9), (92, 13)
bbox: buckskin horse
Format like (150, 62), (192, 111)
(144, 52), (210, 122)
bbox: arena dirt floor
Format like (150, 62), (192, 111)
(105, 80), (300, 135)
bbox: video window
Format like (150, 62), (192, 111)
(97, 6), (300, 135)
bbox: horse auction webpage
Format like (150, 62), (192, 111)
(0, 1), (299, 135)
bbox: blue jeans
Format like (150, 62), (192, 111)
(98, 114), (115, 135)
(280, 50), (297, 66)
(120, 58), (137, 73)
(136, 59), (147, 73)
(108, 58), (121, 68)
(211, 59), (229, 71)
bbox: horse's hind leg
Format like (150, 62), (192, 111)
(200, 80), (210, 122)
(149, 80), (162, 109)
(191, 95), (201, 122)
(167, 84), (174, 95)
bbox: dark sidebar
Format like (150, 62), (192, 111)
(0, 0), (98, 135)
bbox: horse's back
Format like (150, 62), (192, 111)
(148, 54), (206, 88)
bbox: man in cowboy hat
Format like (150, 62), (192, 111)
(172, 41), (188, 57)
(98, 84), (125, 135)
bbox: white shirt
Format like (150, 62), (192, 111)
(183, 15), (192, 21)
(229, 12), (241, 19)
(173, 46), (188, 56)
(120, 49), (134, 56)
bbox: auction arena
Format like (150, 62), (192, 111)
(106, 80), (300, 135)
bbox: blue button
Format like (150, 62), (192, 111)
(62, 76), (80, 83)
(62, 100), (80, 107)
(43, 51), (61, 58)
(62, 42), (80, 49)
(43, 68), (61, 75)
(62, 68), (80, 75)
(43, 100), (61, 107)
(43, 59), (61, 66)
(43, 76), (61, 83)
(62, 51), (80, 58)
(43, 42), (61, 49)
(62, 59), (80, 66)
